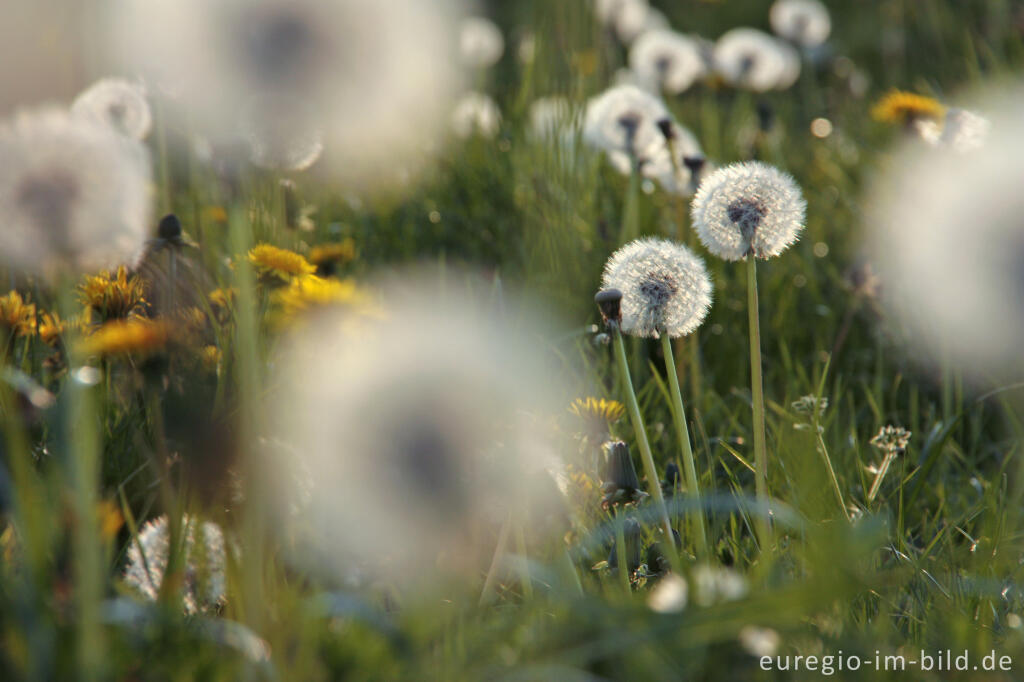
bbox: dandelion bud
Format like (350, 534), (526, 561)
(157, 213), (183, 242)
(594, 288), (623, 327)
(601, 440), (644, 509)
(657, 118), (675, 140)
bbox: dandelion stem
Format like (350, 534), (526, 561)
(620, 164), (640, 244)
(611, 326), (681, 571)
(746, 257), (771, 549)
(813, 418), (849, 520)
(660, 333), (708, 558)
(867, 451), (898, 505)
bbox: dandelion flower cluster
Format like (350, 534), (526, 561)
(248, 244), (317, 281)
(123, 515), (227, 615)
(71, 78), (152, 141)
(629, 30), (705, 95)
(269, 275), (563, 586)
(0, 108), (152, 279)
(691, 161), (806, 261)
(769, 0), (831, 48)
(459, 16), (504, 69)
(713, 28), (800, 92)
(866, 86), (1024, 380)
(601, 237), (713, 339)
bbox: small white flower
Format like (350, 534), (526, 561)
(459, 16), (504, 69)
(602, 237), (713, 339)
(451, 92), (501, 139)
(629, 30), (706, 95)
(691, 161), (806, 261)
(71, 78), (152, 140)
(770, 0), (831, 48)
(739, 626), (781, 657)
(0, 107), (152, 278)
(647, 573), (688, 613)
(124, 515), (227, 615)
(714, 28), (801, 92)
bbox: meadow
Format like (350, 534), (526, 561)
(2, 0), (1024, 680)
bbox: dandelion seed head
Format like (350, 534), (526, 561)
(691, 161), (806, 261)
(629, 30), (705, 95)
(107, 0), (466, 191)
(450, 92), (501, 139)
(601, 237), (713, 338)
(584, 84), (670, 167)
(269, 274), (564, 587)
(714, 28), (800, 92)
(770, 0), (831, 48)
(123, 515), (227, 615)
(240, 94), (324, 172)
(459, 16), (504, 68)
(72, 78), (153, 141)
(866, 85), (1024, 381)
(939, 107), (990, 153)
(0, 108), (151, 279)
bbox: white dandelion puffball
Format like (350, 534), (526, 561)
(105, 0), (466, 190)
(629, 30), (706, 95)
(71, 78), (152, 141)
(691, 161), (806, 261)
(714, 28), (801, 92)
(0, 107), (152, 278)
(939, 108), (990, 153)
(459, 16), (504, 68)
(770, 0), (831, 48)
(451, 92), (501, 139)
(124, 515), (227, 615)
(866, 86), (1024, 381)
(602, 237), (713, 339)
(642, 120), (705, 197)
(270, 275), (565, 587)
(584, 84), (670, 169)
(240, 94), (325, 172)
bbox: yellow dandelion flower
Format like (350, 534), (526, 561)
(199, 345), (222, 371)
(203, 205), (229, 224)
(38, 311), (71, 347)
(248, 243), (316, 280)
(208, 287), (236, 310)
(78, 266), (148, 321)
(271, 275), (369, 323)
(872, 90), (945, 124)
(0, 291), (37, 337)
(309, 239), (356, 269)
(79, 319), (170, 357)
(569, 397), (625, 441)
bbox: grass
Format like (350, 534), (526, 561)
(3, 0), (1024, 679)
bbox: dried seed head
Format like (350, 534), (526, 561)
(594, 288), (624, 327)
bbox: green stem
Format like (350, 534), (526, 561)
(614, 512), (630, 593)
(611, 327), (680, 572)
(620, 166), (640, 244)
(746, 257), (770, 550)
(660, 334), (708, 558)
(867, 451), (898, 506)
(813, 418), (849, 520)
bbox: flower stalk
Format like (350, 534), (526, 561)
(746, 257), (770, 548)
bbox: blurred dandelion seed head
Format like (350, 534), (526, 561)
(866, 86), (1024, 381)
(602, 237), (713, 338)
(459, 16), (504, 68)
(123, 515), (227, 616)
(0, 108), (152, 279)
(451, 92), (502, 139)
(691, 161), (806, 261)
(714, 28), (800, 92)
(770, 0), (831, 48)
(629, 30), (705, 95)
(269, 275), (564, 586)
(108, 0), (467, 190)
(584, 84), (672, 170)
(72, 78), (152, 141)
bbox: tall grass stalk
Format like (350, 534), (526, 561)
(611, 327), (680, 572)
(659, 334), (708, 558)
